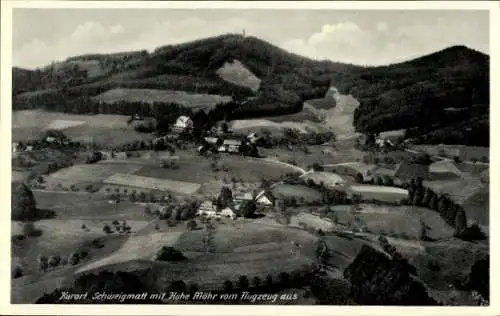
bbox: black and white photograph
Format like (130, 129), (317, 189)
(3, 0), (496, 311)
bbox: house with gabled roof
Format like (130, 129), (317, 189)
(220, 205), (238, 219)
(255, 190), (275, 206)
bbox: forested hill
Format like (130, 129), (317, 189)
(13, 34), (489, 146)
(334, 45), (489, 146)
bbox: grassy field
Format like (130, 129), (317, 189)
(32, 190), (147, 220)
(348, 185), (408, 203)
(49, 163), (142, 182)
(92, 88), (232, 110)
(230, 118), (329, 135)
(411, 145), (489, 162)
(261, 145), (365, 170)
(11, 219), (138, 276)
(330, 204), (454, 240)
(215, 60), (261, 92)
(76, 231), (184, 274)
(72, 220), (318, 290)
(133, 154), (297, 184)
(12, 110), (155, 146)
(271, 184), (323, 203)
(104, 173), (201, 194)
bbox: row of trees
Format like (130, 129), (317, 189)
(407, 178), (485, 240)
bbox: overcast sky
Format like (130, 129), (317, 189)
(12, 9), (489, 69)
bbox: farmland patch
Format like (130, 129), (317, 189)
(330, 204), (453, 240)
(45, 120), (86, 130)
(271, 184), (323, 203)
(104, 173), (201, 194)
(93, 88), (232, 111)
(76, 231), (183, 274)
(349, 185), (408, 203)
(48, 163), (142, 182)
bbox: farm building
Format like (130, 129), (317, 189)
(218, 139), (241, 153)
(197, 200), (217, 217)
(204, 137), (218, 145)
(378, 129), (406, 142)
(429, 160), (463, 180)
(173, 116), (194, 132)
(220, 206), (237, 219)
(247, 133), (260, 144)
(393, 161), (430, 182)
(233, 192), (254, 204)
(255, 190), (275, 206)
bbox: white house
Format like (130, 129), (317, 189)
(12, 142), (18, 153)
(26, 146), (33, 152)
(219, 139), (241, 153)
(45, 136), (56, 143)
(233, 192), (254, 204)
(220, 206), (237, 219)
(174, 116), (194, 130)
(247, 133), (260, 144)
(255, 190), (275, 206)
(197, 200), (218, 217)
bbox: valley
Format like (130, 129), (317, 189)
(11, 33), (489, 306)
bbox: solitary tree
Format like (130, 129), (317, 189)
(48, 255), (61, 268)
(216, 186), (233, 209)
(12, 265), (23, 279)
(103, 224), (113, 234)
(238, 275), (249, 291)
(223, 280), (233, 292)
(68, 252), (80, 265)
(454, 208), (468, 236)
(252, 276), (262, 289)
(12, 183), (37, 221)
(38, 255), (48, 272)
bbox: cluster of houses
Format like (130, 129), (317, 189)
(198, 132), (260, 155)
(196, 189), (275, 220)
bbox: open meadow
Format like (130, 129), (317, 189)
(330, 204), (454, 240)
(92, 88), (232, 111)
(12, 109), (155, 147)
(271, 184), (323, 204)
(348, 185), (408, 203)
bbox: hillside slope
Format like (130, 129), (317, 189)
(13, 35), (489, 146)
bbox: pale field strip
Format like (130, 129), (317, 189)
(350, 185), (408, 195)
(103, 173), (201, 194)
(301, 171), (346, 186)
(76, 231), (183, 274)
(44, 119), (86, 130)
(48, 164), (143, 182)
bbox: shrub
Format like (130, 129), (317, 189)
(223, 280), (233, 292)
(38, 255), (48, 271)
(22, 222), (38, 237)
(12, 265), (23, 279)
(48, 255), (61, 267)
(103, 224), (113, 234)
(238, 275), (249, 290)
(68, 252), (80, 265)
(155, 246), (186, 262)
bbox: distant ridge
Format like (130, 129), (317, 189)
(12, 33), (489, 147)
